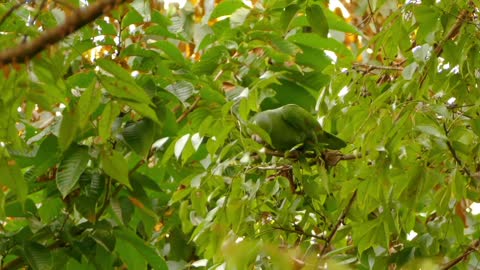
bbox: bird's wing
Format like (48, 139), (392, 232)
(280, 105), (319, 143)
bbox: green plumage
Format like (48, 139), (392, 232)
(249, 104), (346, 151)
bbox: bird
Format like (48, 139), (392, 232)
(249, 104), (346, 151)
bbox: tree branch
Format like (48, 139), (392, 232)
(419, 3), (472, 87)
(441, 239), (480, 270)
(353, 63), (404, 72)
(320, 190), (357, 256)
(176, 96), (201, 123)
(0, 0), (127, 65)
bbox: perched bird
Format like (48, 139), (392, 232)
(249, 104), (346, 151)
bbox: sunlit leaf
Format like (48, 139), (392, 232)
(209, 0), (246, 20)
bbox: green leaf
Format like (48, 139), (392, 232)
(56, 145), (90, 198)
(114, 228), (168, 270)
(121, 99), (161, 124)
(67, 71), (95, 88)
(193, 46), (229, 75)
(58, 108), (78, 152)
(122, 119), (156, 157)
(209, 0), (245, 19)
(152, 40), (185, 64)
(77, 81), (101, 129)
(100, 75), (152, 105)
(324, 8), (361, 34)
(101, 150), (131, 188)
(122, 8), (144, 28)
(288, 33), (354, 60)
(0, 159), (27, 204)
(280, 4), (299, 31)
(24, 241), (52, 270)
(471, 119), (480, 137)
(174, 134), (191, 160)
(230, 8), (250, 28)
(165, 81), (196, 105)
(416, 125), (447, 140)
(98, 102), (121, 142)
(306, 4), (329, 37)
(96, 20), (117, 35)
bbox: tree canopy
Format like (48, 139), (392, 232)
(0, 0), (479, 269)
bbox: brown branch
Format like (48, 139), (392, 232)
(320, 190), (357, 257)
(0, 0), (127, 65)
(0, 0), (27, 28)
(419, 3), (472, 88)
(255, 164), (292, 171)
(433, 6), (471, 57)
(176, 96), (201, 123)
(441, 239), (480, 270)
(353, 63), (404, 72)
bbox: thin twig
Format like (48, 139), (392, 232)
(255, 164), (292, 171)
(0, 0), (26, 28)
(22, 0), (48, 43)
(0, 0), (127, 65)
(272, 226), (326, 241)
(443, 123), (472, 177)
(353, 63), (404, 72)
(441, 240), (480, 270)
(176, 96), (201, 123)
(319, 190), (358, 257)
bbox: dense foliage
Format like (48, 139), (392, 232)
(0, 0), (479, 269)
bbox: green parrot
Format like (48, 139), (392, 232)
(249, 104), (346, 151)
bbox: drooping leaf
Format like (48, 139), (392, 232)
(122, 119), (156, 157)
(58, 108), (78, 152)
(56, 145), (90, 198)
(77, 80), (101, 129)
(280, 4), (299, 31)
(306, 4), (329, 37)
(101, 150), (131, 188)
(114, 228), (168, 270)
(0, 159), (27, 204)
(24, 241), (52, 270)
(98, 102), (121, 142)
